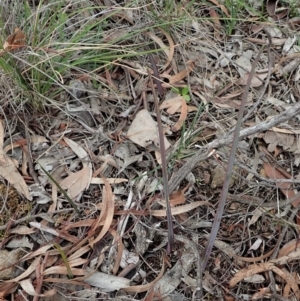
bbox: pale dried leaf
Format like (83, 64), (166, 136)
(29, 183), (52, 204)
(202, 234), (237, 258)
(219, 52), (235, 67)
(59, 166), (91, 199)
(237, 71), (268, 87)
(127, 109), (157, 148)
(186, 105), (198, 112)
(264, 131), (294, 152)
(283, 36), (296, 55)
(63, 137), (92, 187)
(43, 266), (85, 276)
(271, 247), (300, 265)
(127, 109), (171, 150)
(264, 163), (300, 207)
(90, 178), (128, 184)
(277, 239), (299, 259)
(248, 207), (272, 226)
(150, 201), (211, 216)
(120, 248), (139, 268)
(168, 61), (194, 85)
(103, 28), (130, 42)
(0, 249), (23, 280)
(67, 245), (91, 262)
(84, 268), (130, 292)
(243, 274), (265, 283)
(159, 96), (183, 114)
(30, 222), (78, 243)
(248, 238), (263, 252)
(19, 279), (56, 297)
(235, 50), (252, 77)
(172, 98), (188, 132)
(10, 225), (36, 235)
(0, 148), (30, 199)
(6, 236), (33, 249)
(264, 26), (282, 38)
(146, 28), (174, 70)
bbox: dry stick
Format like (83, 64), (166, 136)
(0, 207), (73, 231)
(201, 47), (264, 270)
(168, 97), (300, 193)
(147, 68), (174, 253)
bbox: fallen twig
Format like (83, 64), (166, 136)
(168, 100), (300, 193)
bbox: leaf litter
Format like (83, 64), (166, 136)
(1, 0), (300, 300)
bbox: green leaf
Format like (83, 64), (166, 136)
(181, 86), (189, 95)
(183, 94), (190, 102)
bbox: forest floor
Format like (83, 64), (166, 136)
(1, 0), (300, 300)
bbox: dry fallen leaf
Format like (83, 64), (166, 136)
(263, 130), (294, 152)
(235, 50), (253, 77)
(59, 166), (91, 199)
(3, 28), (26, 52)
(271, 246), (300, 265)
(160, 95), (183, 114)
(89, 175), (114, 246)
(127, 109), (171, 150)
(0, 148), (30, 200)
(243, 274), (265, 284)
(0, 248), (23, 280)
(248, 207), (274, 226)
(167, 60), (195, 85)
(229, 262), (299, 298)
(59, 137), (92, 199)
(237, 71), (268, 87)
(90, 177), (128, 184)
(171, 98), (188, 132)
(263, 163), (300, 207)
(150, 201), (211, 217)
(19, 279), (56, 297)
(0, 120), (30, 199)
(146, 28), (174, 71)
(160, 95), (189, 132)
(248, 238), (263, 252)
(277, 239), (300, 259)
(84, 268), (130, 292)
